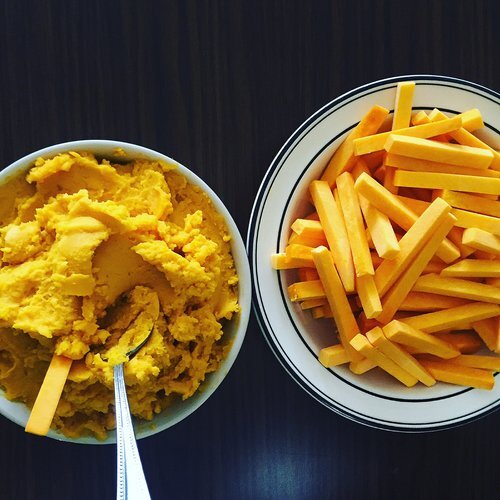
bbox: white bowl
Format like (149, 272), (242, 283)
(248, 75), (500, 432)
(0, 140), (251, 444)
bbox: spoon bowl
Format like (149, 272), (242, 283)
(111, 289), (158, 500)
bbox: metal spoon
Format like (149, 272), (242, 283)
(111, 290), (159, 500)
(114, 329), (153, 500)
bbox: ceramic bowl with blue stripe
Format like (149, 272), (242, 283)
(248, 75), (500, 432)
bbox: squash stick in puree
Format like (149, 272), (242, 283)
(25, 354), (73, 436)
(275, 87), (500, 390)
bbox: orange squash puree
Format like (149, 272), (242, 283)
(0, 152), (239, 439)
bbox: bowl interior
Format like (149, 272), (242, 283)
(0, 140), (251, 444)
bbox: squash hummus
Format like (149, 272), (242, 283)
(0, 152), (239, 439)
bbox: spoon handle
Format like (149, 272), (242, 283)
(114, 364), (151, 500)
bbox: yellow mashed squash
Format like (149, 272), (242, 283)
(0, 151), (239, 439)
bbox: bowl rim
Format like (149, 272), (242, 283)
(0, 139), (252, 444)
(247, 74), (500, 433)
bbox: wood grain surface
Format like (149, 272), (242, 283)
(0, 1), (498, 499)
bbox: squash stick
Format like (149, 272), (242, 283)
(291, 219), (325, 239)
(285, 244), (315, 265)
(374, 197), (452, 296)
(405, 333), (483, 356)
(311, 246), (363, 364)
(395, 193), (500, 236)
(471, 317), (500, 353)
(385, 135), (494, 169)
(433, 332), (483, 354)
(349, 333), (418, 387)
(321, 105), (389, 186)
(333, 188), (349, 243)
(358, 194), (400, 259)
(271, 253), (316, 269)
(429, 108), (500, 171)
(417, 359), (494, 390)
(410, 108), (484, 130)
(349, 356), (378, 375)
(376, 213), (456, 324)
(392, 81), (415, 130)
(298, 268), (320, 282)
(445, 354), (500, 372)
(474, 250), (500, 261)
(310, 180), (355, 292)
(300, 298), (327, 310)
(401, 302), (500, 333)
(438, 190), (500, 218)
(288, 280), (325, 301)
(395, 194), (488, 257)
(318, 344), (350, 368)
(353, 115), (462, 155)
(385, 82), (415, 197)
(441, 260), (500, 278)
(452, 108), (485, 131)
(365, 326), (435, 386)
(452, 210), (500, 236)
(383, 320), (461, 359)
(356, 274), (382, 319)
(383, 82), (415, 194)
(385, 153), (500, 178)
(412, 273), (500, 304)
(354, 173), (460, 263)
(288, 231), (328, 248)
(462, 228), (500, 255)
(411, 110), (430, 126)
(25, 354), (73, 436)
(393, 171), (500, 195)
(398, 292), (470, 312)
(336, 172), (374, 276)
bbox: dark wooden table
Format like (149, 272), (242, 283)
(0, 1), (498, 499)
